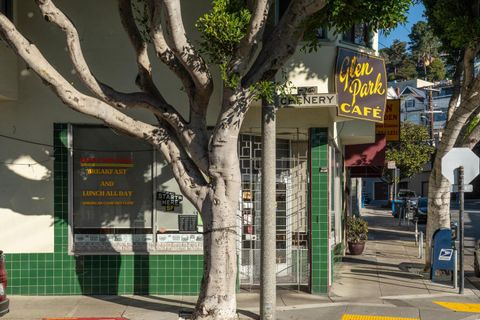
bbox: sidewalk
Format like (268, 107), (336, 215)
(3, 208), (480, 320)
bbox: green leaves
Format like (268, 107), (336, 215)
(424, 0), (480, 51)
(346, 216), (368, 243)
(386, 122), (435, 179)
(196, 0), (251, 65)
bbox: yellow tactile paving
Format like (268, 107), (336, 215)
(433, 301), (480, 313)
(342, 315), (420, 320)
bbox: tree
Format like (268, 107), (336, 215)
(381, 40), (409, 80)
(396, 57), (419, 80)
(409, 21), (443, 79)
(426, 57), (446, 82)
(385, 122), (435, 180)
(0, 0), (411, 318)
(422, 0), (480, 268)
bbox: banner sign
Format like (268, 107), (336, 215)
(376, 99), (401, 141)
(335, 48), (387, 123)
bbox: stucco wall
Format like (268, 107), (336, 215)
(0, 1), (376, 253)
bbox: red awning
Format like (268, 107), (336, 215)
(345, 135), (386, 177)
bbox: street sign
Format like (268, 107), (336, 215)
(387, 160), (396, 169)
(451, 184), (474, 193)
(441, 148), (480, 184)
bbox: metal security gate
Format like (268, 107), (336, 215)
(239, 134), (309, 288)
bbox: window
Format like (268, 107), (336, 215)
(0, 0), (13, 21)
(404, 99), (415, 110)
(343, 24), (371, 47)
(70, 125), (202, 254)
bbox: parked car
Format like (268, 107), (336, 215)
(0, 251), (9, 317)
(414, 197), (428, 223)
(397, 189), (418, 208)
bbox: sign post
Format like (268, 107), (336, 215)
(441, 148), (480, 294)
(458, 166), (464, 294)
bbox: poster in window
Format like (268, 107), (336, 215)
(72, 126), (153, 229)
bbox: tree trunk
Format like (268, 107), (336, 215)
(193, 132), (241, 320)
(425, 164), (451, 268)
(425, 88), (480, 269)
(193, 187), (238, 320)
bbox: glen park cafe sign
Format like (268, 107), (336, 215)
(335, 48), (387, 123)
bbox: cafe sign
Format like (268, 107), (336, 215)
(335, 48), (387, 123)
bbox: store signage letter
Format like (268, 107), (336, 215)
(335, 48), (387, 123)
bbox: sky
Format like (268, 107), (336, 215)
(378, 3), (427, 50)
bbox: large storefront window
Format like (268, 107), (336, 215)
(70, 125), (202, 254)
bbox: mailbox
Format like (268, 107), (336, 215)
(431, 228), (455, 282)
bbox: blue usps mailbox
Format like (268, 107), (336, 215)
(431, 228), (455, 282)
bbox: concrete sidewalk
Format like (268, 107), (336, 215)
(3, 208), (480, 320)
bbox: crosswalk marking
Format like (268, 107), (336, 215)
(341, 315), (420, 320)
(433, 301), (480, 313)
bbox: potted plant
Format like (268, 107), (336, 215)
(346, 216), (368, 255)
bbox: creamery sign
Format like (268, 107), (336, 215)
(276, 93), (337, 108)
(335, 48), (387, 123)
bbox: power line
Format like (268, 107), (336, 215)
(0, 132), (153, 153)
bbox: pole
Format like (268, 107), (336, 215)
(458, 166), (464, 294)
(428, 89), (434, 145)
(261, 101), (276, 320)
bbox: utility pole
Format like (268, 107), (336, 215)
(428, 89), (434, 145)
(261, 99), (276, 320)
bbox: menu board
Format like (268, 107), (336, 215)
(72, 126), (153, 229)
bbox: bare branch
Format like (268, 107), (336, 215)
(36, 0), (187, 124)
(161, 0), (213, 101)
(36, 0), (209, 172)
(117, 0), (161, 97)
(229, 0), (273, 76)
(148, 0), (195, 100)
(0, 13), (208, 203)
(120, 0), (210, 172)
(447, 56), (464, 121)
(462, 45), (480, 95)
(243, 0), (327, 86)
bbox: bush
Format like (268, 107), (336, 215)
(346, 216), (368, 243)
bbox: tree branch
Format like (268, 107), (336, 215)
(447, 56), (463, 121)
(243, 0), (327, 86)
(147, 0), (196, 104)
(0, 13), (207, 202)
(35, 0), (188, 128)
(117, 0), (162, 97)
(229, 0), (273, 76)
(35, 0), (210, 172)
(161, 0), (213, 104)
(461, 118), (480, 149)
(462, 45), (480, 95)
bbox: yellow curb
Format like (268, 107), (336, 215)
(342, 315), (420, 320)
(433, 301), (480, 313)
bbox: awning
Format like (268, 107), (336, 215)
(345, 135), (386, 177)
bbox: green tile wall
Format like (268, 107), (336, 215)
(309, 128), (329, 294)
(5, 124), (204, 295)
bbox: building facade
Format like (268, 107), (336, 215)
(0, 1), (381, 296)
